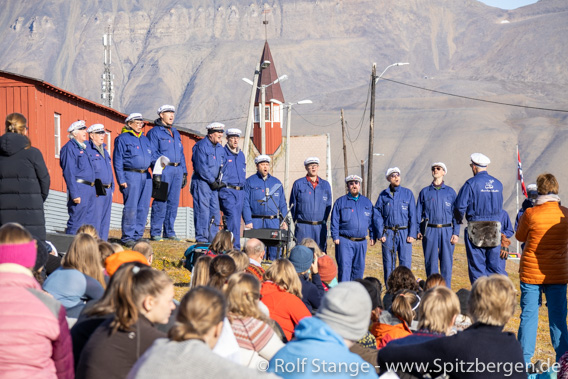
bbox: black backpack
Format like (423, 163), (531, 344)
(182, 243), (211, 272)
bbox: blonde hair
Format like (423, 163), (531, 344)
(63, 233), (106, 288)
(132, 241), (153, 260)
(418, 286), (460, 334)
(227, 250), (248, 272)
(169, 286), (226, 342)
(469, 274), (516, 326)
(77, 224), (100, 240)
(111, 243), (124, 252)
(5, 113), (30, 148)
(263, 258), (303, 298)
(98, 241), (115, 265)
(225, 272), (268, 323)
(209, 230), (233, 254)
(300, 238), (323, 257)
(391, 289), (420, 326)
(190, 255), (212, 288)
(0, 222), (33, 244)
(424, 273), (447, 291)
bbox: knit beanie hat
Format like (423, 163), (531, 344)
(318, 254), (338, 282)
(288, 245), (313, 273)
(105, 250), (149, 276)
(0, 241), (37, 268)
(315, 281), (372, 341)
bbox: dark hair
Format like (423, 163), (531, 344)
(364, 276), (384, 309)
(354, 279), (380, 310)
(425, 273), (446, 290)
(210, 230), (233, 254)
(208, 255), (236, 290)
(387, 266), (420, 294)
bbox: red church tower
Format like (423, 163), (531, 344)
(252, 41), (285, 156)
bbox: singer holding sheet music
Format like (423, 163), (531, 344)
(243, 155), (288, 261)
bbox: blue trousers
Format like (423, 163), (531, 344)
(295, 223), (327, 252)
(190, 178), (220, 242)
(219, 187), (244, 249)
(251, 217), (281, 261)
(335, 237), (367, 282)
(381, 229), (412, 286)
(151, 165), (183, 238)
(422, 227), (454, 287)
(464, 228), (504, 284)
(66, 183), (96, 235)
(94, 188), (113, 241)
(518, 282), (568, 363)
(121, 171), (152, 243)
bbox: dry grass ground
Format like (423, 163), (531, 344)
(141, 236), (557, 363)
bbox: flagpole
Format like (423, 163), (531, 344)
(516, 144), (520, 255)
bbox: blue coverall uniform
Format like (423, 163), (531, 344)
(87, 141), (114, 241)
(330, 193), (374, 282)
(416, 183), (459, 287)
(113, 128), (153, 244)
(454, 171), (504, 284)
(147, 119), (187, 239)
(243, 172), (288, 261)
(60, 139), (96, 235)
(190, 137), (225, 242)
(218, 145), (245, 248)
(373, 186), (417, 285)
(289, 176), (332, 252)
(499, 209), (514, 273)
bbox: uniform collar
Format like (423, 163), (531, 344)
(121, 126), (142, 138)
(347, 192), (360, 201)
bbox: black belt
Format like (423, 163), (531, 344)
(226, 185), (243, 190)
(252, 215), (278, 219)
(340, 235), (366, 242)
(76, 179), (94, 186)
(166, 162), (180, 167)
(427, 223), (452, 228)
(385, 226), (408, 231)
(297, 220), (324, 225)
(125, 168), (148, 174)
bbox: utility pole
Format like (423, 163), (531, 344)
(360, 160), (365, 197)
(341, 109), (348, 190)
(367, 63), (377, 199)
(243, 63), (260, 160)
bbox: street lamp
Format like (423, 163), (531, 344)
(270, 98), (312, 195)
(242, 74), (288, 155)
(375, 62), (409, 83)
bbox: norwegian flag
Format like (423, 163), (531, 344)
(517, 150), (527, 197)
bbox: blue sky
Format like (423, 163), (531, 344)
(478, 0), (538, 9)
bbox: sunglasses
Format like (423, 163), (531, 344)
(347, 181), (359, 186)
(93, 131), (106, 135)
(432, 167), (443, 171)
(76, 126), (87, 131)
(389, 173), (400, 178)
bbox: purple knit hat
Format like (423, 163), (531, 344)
(0, 241), (37, 268)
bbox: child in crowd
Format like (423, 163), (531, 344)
(424, 273), (446, 290)
(227, 249), (249, 272)
(190, 255), (213, 288)
(317, 254), (338, 290)
(77, 224), (100, 240)
(382, 266), (422, 312)
(208, 230), (234, 255)
(288, 245), (325, 314)
(372, 289), (420, 348)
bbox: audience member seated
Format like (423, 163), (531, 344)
(244, 238), (266, 281)
(208, 230), (234, 255)
(0, 223), (74, 379)
(372, 289), (419, 348)
(227, 249), (249, 272)
(225, 272), (284, 368)
(424, 273), (446, 290)
(98, 241), (115, 276)
(288, 245), (324, 314)
(378, 274), (526, 379)
(43, 233), (106, 324)
(382, 266), (422, 313)
(190, 255), (213, 288)
(77, 224), (100, 240)
(268, 282), (378, 378)
(104, 250), (149, 276)
(132, 241), (154, 265)
(261, 258), (311, 341)
(317, 254), (338, 290)
(126, 286), (279, 378)
(76, 263), (175, 379)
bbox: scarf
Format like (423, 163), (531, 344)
(535, 194), (561, 206)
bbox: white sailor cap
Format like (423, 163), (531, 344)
(254, 155), (271, 164)
(226, 128), (242, 137)
(206, 122), (225, 132)
(125, 113), (143, 123)
(157, 104), (175, 115)
(385, 167), (401, 179)
(345, 175), (362, 183)
(470, 153), (490, 167)
(527, 184), (538, 193)
(304, 157), (320, 166)
(87, 124), (105, 134)
(431, 162), (447, 174)
(67, 120), (86, 133)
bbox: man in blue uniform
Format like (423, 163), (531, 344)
(330, 175), (374, 282)
(147, 105), (187, 241)
(289, 157), (332, 252)
(515, 183), (538, 231)
(219, 128), (245, 248)
(454, 153), (504, 284)
(86, 123), (114, 241)
(190, 122), (226, 243)
(416, 162), (459, 287)
(60, 120), (96, 235)
(373, 167), (417, 286)
(243, 155), (288, 261)
(113, 113), (153, 247)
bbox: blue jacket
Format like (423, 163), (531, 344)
(60, 139), (95, 200)
(147, 119), (187, 174)
(373, 186), (417, 238)
(268, 317), (377, 378)
(112, 128), (153, 184)
(221, 145), (245, 187)
(514, 198), (534, 231)
(290, 177), (332, 223)
(416, 182), (459, 236)
(191, 136), (225, 184)
(243, 172), (287, 225)
(87, 141), (113, 188)
(330, 194), (374, 240)
(454, 171), (503, 223)
(500, 210), (514, 238)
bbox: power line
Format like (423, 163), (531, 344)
(291, 108), (340, 127)
(175, 116), (247, 125)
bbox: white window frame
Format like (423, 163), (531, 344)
(54, 113), (61, 158)
(105, 131), (111, 156)
(254, 106), (260, 123)
(273, 104), (281, 123)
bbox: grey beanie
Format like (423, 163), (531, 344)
(288, 245), (313, 273)
(315, 281), (372, 341)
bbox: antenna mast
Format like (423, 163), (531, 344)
(262, 9), (270, 41)
(101, 26), (114, 108)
